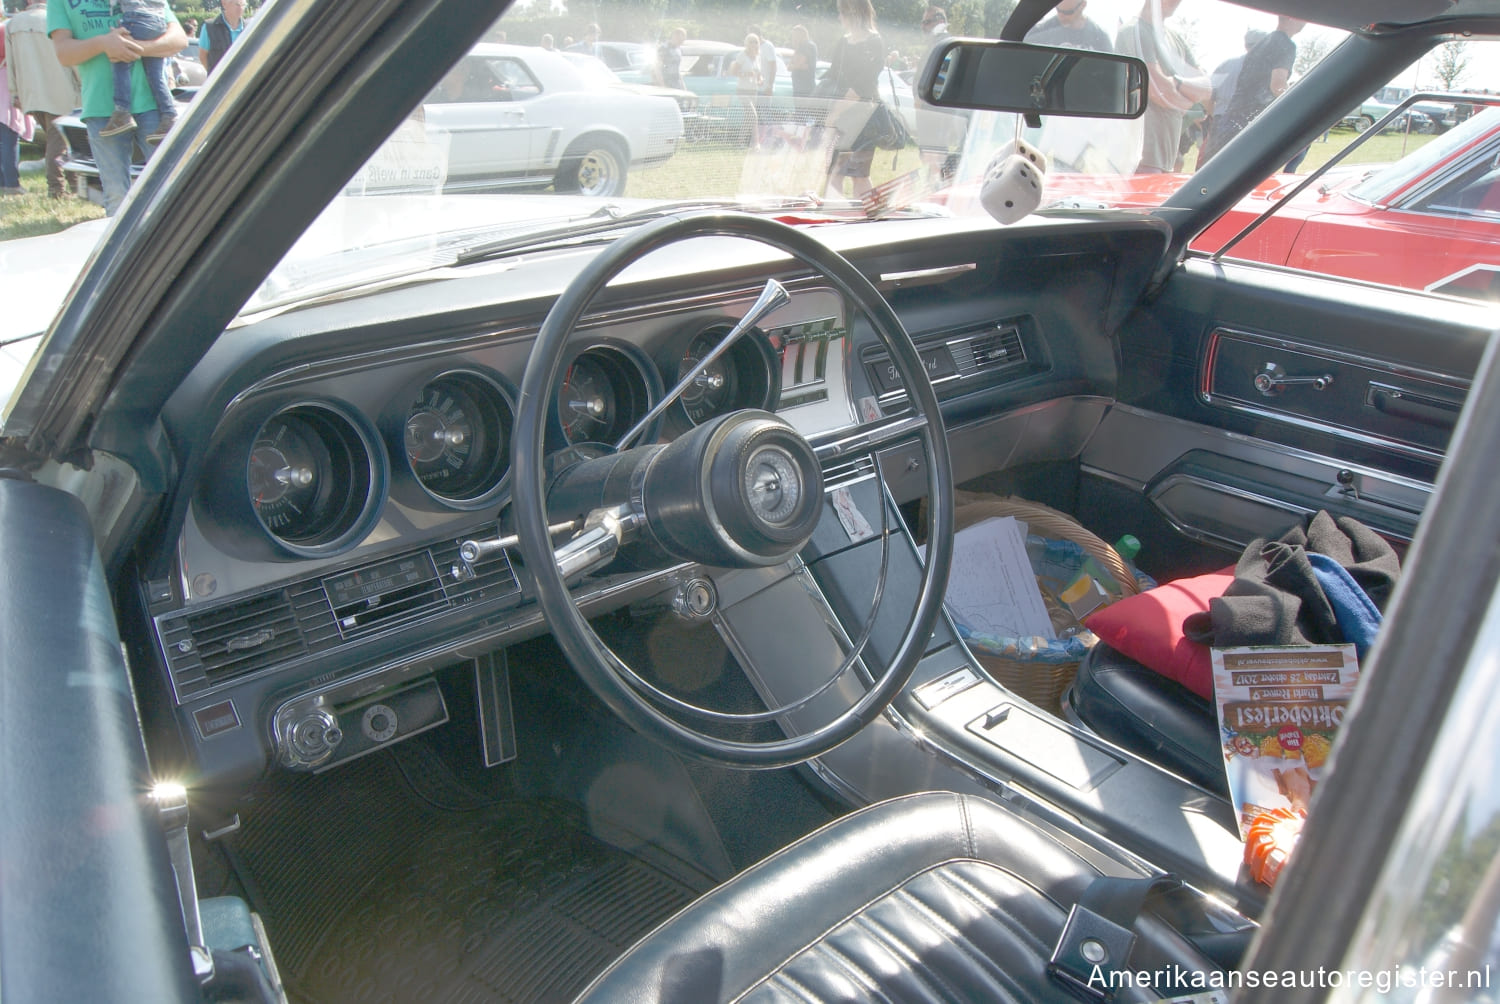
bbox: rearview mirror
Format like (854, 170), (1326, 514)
(920, 38), (1147, 119)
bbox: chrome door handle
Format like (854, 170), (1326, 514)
(1254, 362), (1333, 396)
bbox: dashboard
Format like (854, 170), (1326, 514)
(134, 216), (1169, 790)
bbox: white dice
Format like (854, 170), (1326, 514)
(980, 139), (1048, 225)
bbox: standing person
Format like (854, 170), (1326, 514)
(752, 27), (778, 145)
(729, 33), (761, 146)
(47, 0), (185, 215)
(752, 25), (776, 98)
(787, 23), (815, 99)
(198, 0), (244, 76)
(1199, 28), (1265, 166)
(1198, 16), (1304, 163)
(5, 0), (78, 198)
(101, 0), (177, 141)
(823, 0), (884, 200)
(0, 18), (33, 195)
(658, 27), (684, 89)
(1115, 0), (1210, 173)
(1024, 0), (1113, 52)
(566, 23), (600, 58)
(915, 5), (966, 181)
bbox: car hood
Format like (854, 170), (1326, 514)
(241, 193), (678, 317)
(0, 219), (112, 407)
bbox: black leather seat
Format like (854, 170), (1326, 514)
(1066, 643), (1228, 797)
(575, 791), (1218, 1003)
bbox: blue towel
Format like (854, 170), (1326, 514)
(1308, 552), (1382, 660)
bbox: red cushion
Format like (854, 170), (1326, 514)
(1083, 568), (1236, 699)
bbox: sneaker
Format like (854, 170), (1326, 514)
(0, 186), (25, 197)
(100, 109), (135, 137)
(147, 113), (178, 144)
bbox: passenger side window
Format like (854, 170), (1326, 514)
(1415, 155), (1500, 218)
(1200, 38), (1500, 304)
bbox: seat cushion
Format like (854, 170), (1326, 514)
(575, 791), (1218, 1003)
(1069, 643), (1228, 796)
(1083, 567), (1236, 698)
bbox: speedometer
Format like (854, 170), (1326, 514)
(678, 333), (738, 426)
(555, 347), (654, 446)
(248, 421), (323, 534)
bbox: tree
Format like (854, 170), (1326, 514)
(1434, 40), (1470, 91)
(1293, 35), (1329, 78)
(983, 0), (1016, 37)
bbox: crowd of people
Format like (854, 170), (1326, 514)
(3, 0), (1309, 214)
(1020, 0), (1305, 174)
(1, 0), (244, 211)
(634, 1), (962, 200)
(572, 1), (1305, 194)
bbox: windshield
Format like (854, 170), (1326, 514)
(0, 0), (1375, 323)
(236, 1), (1356, 309)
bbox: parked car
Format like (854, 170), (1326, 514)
(1029, 102), (1500, 300)
(1344, 95), (1455, 133)
(593, 40), (658, 82)
(7, 4), (1500, 1004)
(57, 88), (197, 204)
(372, 43), (684, 196)
(173, 39), (208, 87)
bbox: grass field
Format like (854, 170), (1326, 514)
(0, 165), (105, 241)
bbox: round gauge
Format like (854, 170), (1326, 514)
(678, 333), (738, 426)
(247, 405), (380, 551)
(674, 324), (779, 427)
(742, 444), (804, 526)
(248, 428), (320, 531)
(558, 355), (616, 444)
(555, 347), (653, 446)
(402, 372), (512, 506)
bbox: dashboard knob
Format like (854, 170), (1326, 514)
(362, 703), (398, 743)
(284, 708), (342, 767)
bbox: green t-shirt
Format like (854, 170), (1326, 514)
(46, 0), (180, 119)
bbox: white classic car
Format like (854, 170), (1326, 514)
(392, 43), (685, 197)
(62, 44), (685, 201)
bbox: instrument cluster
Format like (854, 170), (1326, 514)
(189, 307), (853, 572)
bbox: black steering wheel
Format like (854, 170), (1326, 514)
(512, 212), (954, 768)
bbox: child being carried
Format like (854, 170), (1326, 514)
(99, 0), (178, 143)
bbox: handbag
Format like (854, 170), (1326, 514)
(856, 101), (911, 151)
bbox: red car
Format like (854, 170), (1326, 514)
(1042, 104), (1500, 301)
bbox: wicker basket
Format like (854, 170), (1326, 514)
(947, 492), (1139, 714)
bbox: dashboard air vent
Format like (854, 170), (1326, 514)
(160, 591), (307, 698)
(951, 325), (1024, 375)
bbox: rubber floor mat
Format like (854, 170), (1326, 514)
(226, 752), (705, 1003)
